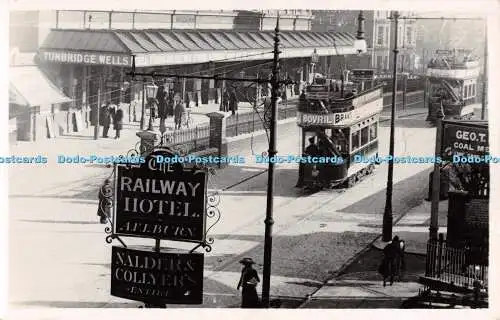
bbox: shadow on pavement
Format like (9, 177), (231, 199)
(339, 168), (431, 216)
(338, 247), (426, 282)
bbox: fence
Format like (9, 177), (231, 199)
(164, 124), (211, 154)
(425, 235), (488, 291)
(226, 103), (297, 137)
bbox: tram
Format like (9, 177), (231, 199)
(296, 70), (384, 190)
(425, 49), (481, 123)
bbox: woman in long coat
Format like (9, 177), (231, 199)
(237, 258), (261, 308)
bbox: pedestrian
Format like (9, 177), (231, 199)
(397, 238), (406, 279)
(299, 90), (306, 102)
(97, 179), (112, 224)
(378, 235), (401, 287)
(229, 89), (238, 115)
(174, 95), (186, 130)
(237, 257), (261, 308)
(102, 103), (112, 138)
(223, 89), (230, 112)
(113, 106), (124, 139)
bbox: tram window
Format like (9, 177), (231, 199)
(361, 127), (369, 146)
(369, 124), (377, 141)
(351, 131), (360, 151)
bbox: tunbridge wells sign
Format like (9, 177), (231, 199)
(441, 120), (489, 161)
(110, 246), (204, 304)
(113, 150), (208, 242)
(39, 50), (131, 66)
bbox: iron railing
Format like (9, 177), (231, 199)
(425, 235), (488, 291)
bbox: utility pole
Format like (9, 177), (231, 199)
(93, 76), (102, 140)
(382, 10), (399, 242)
(140, 79), (146, 130)
(481, 19), (487, 120)
(261, 15), (280, 308)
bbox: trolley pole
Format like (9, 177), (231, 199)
(261, 15), (280, 308)
(382, 11), (399, 242)
(481, 19), (487, 120)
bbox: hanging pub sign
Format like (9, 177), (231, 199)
(440, 120), (489, 161)
(110, 246), (204, 304)
(113, 149), (208, 242)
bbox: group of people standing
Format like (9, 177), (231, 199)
(100, 102), (124, 139)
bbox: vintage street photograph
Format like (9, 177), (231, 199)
(5, 1), (495, 315)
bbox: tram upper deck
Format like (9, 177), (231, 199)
(297, 80), (384, 128)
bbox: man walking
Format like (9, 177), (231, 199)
(229, 88), (238, 115)
(113, 106), (124, 139)
(102, 103), (112, 138)
(174, 94), (186, 130)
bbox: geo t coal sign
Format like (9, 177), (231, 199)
(440, 120), (489, 161)
(113, 150), (208, 242)
(111, 246), (204, 304)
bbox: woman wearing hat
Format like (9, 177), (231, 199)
(237, 257), (261, 308)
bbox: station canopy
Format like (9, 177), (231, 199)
(36, 29), (360, 67)
(9, 65), (72, 109)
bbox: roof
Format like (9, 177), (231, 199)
(39, 28), (357, 54)
(9, 66), (72, 107)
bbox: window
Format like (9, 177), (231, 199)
(406, 26), (413, 46)
(377, 25), (384, 45)
(472, 84), (476, 97)
(351, 131), (360, 151)
(463, 85), (468, 99)
(369, 123), (378, 141)
(361, 127), (369, 146)
(468, 85), (473, 98)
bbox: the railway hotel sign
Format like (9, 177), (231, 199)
(39, 50), (131, 66)
(113, 150), (208, 242)
(441, 120), (489, 160)
(111, 246), (204, 304)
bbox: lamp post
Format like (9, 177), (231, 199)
(311, 48), (319, 82)
(382, 10), (400, 242)
(146, 82), (158, 131)
(261, 15), (281, 309)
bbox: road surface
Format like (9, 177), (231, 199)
(8, 113), (436, 308)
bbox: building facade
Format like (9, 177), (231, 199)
(9, 9), (363, 141)
(311, 10), (418, 73)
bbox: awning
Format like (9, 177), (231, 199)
(37, 28), (361, 67)
(9, 65), (72, 107)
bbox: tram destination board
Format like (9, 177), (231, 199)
(440, 120), (489, 161)
(113, 149), (208, 242)
(110, 246), (204, 305)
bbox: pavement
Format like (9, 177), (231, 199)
(7, 98), (439, 311)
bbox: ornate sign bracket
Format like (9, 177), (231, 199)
(99, 145), (222, 251)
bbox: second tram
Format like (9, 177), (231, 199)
(425, 49), (481, 123)
(296, 71), (384, 190)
